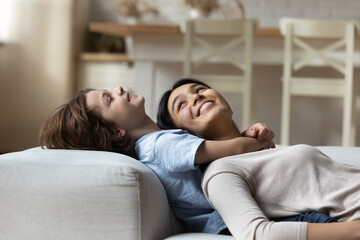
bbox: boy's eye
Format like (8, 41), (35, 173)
(177, 102), (184, 111)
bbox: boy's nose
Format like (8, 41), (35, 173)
(114, 86), (124, 95)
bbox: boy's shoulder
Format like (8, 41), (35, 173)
(136, 129), (204, 152)
(136, 129), (186, 144)
(146, 129), (191, 138)
(156, 129), (203, 140)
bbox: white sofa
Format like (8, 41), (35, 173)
(0, 146), (359, 240)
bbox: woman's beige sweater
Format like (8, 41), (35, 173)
(202, 144), (360, 240)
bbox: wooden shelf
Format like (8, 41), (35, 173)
(89, 22), (281, 38)
(89, 23), (182, 37)
(79, 53), (131, 62)
(89, 22), (360, 39)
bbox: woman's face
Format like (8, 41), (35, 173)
(167, 83), (233, 136)
(86, 86), (145, 131)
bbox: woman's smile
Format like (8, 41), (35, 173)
(198, 101), (215, 117)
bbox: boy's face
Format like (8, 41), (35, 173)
(86, 86), (145, 132)
(167, 83), (233, 137)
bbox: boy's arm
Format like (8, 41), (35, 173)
(241, 122), (275, 141)
(194, 137), (275, 164)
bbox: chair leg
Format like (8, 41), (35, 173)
(242, 93), (250, 131)
(242, 81), (254, 131)
(342, 93), (356, 146)
(281, 79), (291, 146)
(342, 24), (356, 147)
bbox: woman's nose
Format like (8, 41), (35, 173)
(192, 93), (204, 105)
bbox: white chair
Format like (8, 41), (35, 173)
(279, 18), (359, 146)
(181, 18), (258, 131)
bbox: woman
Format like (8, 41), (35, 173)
(40, 85), (360, 240)
(157, 78), (360, 240)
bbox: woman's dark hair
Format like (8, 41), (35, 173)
(157, 78), (210, 130)
(39, 89), (136, 158)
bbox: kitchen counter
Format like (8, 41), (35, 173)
(89, 22), (281, 37)
(89, 22), (360, 38)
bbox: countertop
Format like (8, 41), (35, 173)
(89, 22), (282, 37)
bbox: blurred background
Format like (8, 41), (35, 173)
(0, 0), (359, 153)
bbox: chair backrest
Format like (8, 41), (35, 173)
(181, 18), (258, 92)
(280, 18), (359, 39)
(280, 18), (359, 77)
(279, 18), (359, 146)
(183, 18), (254, 36)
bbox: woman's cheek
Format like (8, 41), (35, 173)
(179, 108), (193, 123)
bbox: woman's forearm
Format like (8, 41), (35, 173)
(307, 221), (360, 240)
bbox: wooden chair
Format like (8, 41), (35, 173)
(181, 18), (258, 130)
(279, 18), (359, 146)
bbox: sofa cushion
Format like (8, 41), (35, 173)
(0, 148), (183, 240)
(165, 233), (234, 239)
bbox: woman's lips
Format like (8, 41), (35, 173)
(198, 101), (214, 116)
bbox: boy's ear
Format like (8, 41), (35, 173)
(116, 129), (126, 138)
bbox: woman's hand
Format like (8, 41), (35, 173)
(241, 123), (275, 142)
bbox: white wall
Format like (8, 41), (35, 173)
(89, 0), (360, 27)
(0, 0), (89, 152)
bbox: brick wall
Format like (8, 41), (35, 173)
(89, 0), (360, 27)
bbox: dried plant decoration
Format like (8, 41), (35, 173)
(233, 0), (245, 18)
(183, 0), (219, 17)
(116, 0), (159, 21)
(183, 0), (246, 18)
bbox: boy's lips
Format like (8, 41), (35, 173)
(197, 101), (214, 116)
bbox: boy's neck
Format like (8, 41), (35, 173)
(129, 116), (160, 141)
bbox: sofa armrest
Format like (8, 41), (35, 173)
(0, 148), (184, 240)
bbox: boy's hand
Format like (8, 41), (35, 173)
(241, 123), (275, 142)
(261, 140), (276, 149)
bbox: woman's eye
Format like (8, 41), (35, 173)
(196, 87), (206, 93)
(108, 96), (113, 103)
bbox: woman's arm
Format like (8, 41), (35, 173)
(307, 221), (360, 240)
(203, 169), (307, 240)
(194, 136), (275, 164)
(203, 167), (360, 240)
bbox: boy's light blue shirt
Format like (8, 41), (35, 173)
(135, 129), (227, 233)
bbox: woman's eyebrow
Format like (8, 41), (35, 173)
(171, 83), (200, 113)
(171, 95), (181, 113)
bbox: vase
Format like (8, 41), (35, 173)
(190, 8), (209, 18)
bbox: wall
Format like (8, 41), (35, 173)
(0, 0), (89, 153)
(89, 0), (360, 27)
